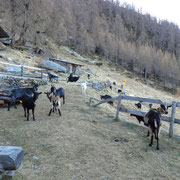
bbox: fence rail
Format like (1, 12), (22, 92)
(89, 95), (180, 137)
(0, 60), (45, 79)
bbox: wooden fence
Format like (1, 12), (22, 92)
(89, 95), (180, 137)
(0, 61), (44, 79)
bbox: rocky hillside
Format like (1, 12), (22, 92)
(0, 0), (180, 90)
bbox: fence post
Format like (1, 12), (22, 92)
(89, 98), (92, 106)
(41, 70), (43, 79)
(169, 101), (176, 138)
(21, 66), (24, 76)
(115, 96), (122, 119)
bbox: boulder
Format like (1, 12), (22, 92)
(41, 60), (67, 73)
(88, 80), (111, 91)
(89, 82), (105, 91)
(85, 68), (94, 75)
(0, 146), (24, 173)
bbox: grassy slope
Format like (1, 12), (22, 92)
(0, 46), (180, 180)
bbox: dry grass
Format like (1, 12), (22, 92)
(0, 45), (180, 179)
(0, 79), (180, 180)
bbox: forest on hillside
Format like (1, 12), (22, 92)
(0, 0), (180, 90)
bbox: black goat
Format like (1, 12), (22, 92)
(50, 85), (65, 104)
(135, 102), (142, 109)
(144, 103), (172, 150)
(87, 74), (90, 79)
(100, 95), (113, 106)
(149, 103), (153, 109)
(48, 72), (59, 82)
(8, 83), (39, 111)
(66, 73), (80, 83)
(130, 114), (145, 124)
(22, 92), (42, 121)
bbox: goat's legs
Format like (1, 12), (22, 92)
(27, 109), (29, 121)
(23, 107), (26, 117)
(63, 96), (65, 104)
(147, 130), (150, 137)
(7, 102), (10, 111)
(48, 108), (53, 116)
(58, 108), (61, 116)
(32, 108), (35, 121)
(149, 135), (153, 147)
(12, 97), (17, 109)
(156, 136), (159, 150)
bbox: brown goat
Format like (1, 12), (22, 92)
(44, 92), (61, 116)
(144, 103), (171, 150)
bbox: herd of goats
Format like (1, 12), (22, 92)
(4, 73), (173, 150)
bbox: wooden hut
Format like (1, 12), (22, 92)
(49, 57), (83, 75)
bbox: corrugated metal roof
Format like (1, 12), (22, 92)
(49, 57), (83, 66)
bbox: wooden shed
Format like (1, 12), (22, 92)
(0, 26), (11, 45)
(49, 57), (83, 75)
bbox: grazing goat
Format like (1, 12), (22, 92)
(135, 102), (142, 109)
(87, 74), (90, 79)
(144, 103), (172, 150)
(50, 85), (65, 104)
(149, 103), (153, 109)
(47, 92), (61, 116)
(130, 114), (145, 124)
(8, 83), (39, 111)
(81, 81), (87, 95)
(22, 92), (42, 121)
(48, 72), (59, 82)
(100, 95), (113, 106)
(66, 73), (80, 83)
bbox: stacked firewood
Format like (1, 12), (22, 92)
(0, 88), (11, 106)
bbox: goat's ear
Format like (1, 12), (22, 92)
(39, 92), (42, 95)
(44, 92), (47, 94)
(167, 104), (172, 108)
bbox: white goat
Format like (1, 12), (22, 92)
(81, 81), (88, 95)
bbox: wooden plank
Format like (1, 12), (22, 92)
(115, 96), (122, 119)
(88, 97), (101, 106)
(176, 102), (180, 107)
(0, 96), (11, 102)
(121, 95), (164, 104)
(120, 107), (145, 116)
(94, 96), (119, 107)
(169, 101), (176, 137)
(0, 93), (11, 97)
(119, 107), (180, 124)
(0, 61), (43, 71)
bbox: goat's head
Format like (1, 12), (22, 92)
(33, 92), (42, 101)
(33, 83), (39, 92)
(50, 85), (56, 94)
(44, 91), (52, 101)
(160, 102), (172, 114)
